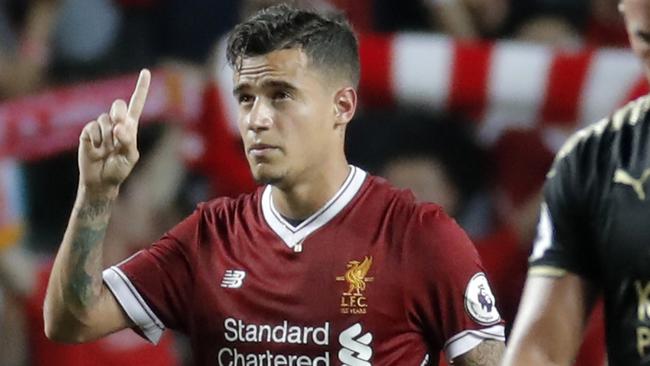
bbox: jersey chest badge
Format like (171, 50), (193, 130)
(336, 256), (374, 314)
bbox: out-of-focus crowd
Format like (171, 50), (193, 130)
(0, 0), (631, 365)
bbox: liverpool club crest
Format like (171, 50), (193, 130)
(336, 256), (374, 314)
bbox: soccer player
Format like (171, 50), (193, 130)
(43, 5), (505, 365)
(502, 1), (650, 365)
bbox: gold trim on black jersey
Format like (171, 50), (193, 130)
(528, 265), (568, 278)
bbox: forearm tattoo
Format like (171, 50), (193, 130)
(66, 226), (104, 306)
(454, 340), (505, 366)
(76, 199), (112, 221)
(64, 199), (112, 307)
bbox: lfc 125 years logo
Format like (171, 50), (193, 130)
(336, 256), (374, 314)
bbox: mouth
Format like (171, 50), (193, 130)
(248, 143), (280, 157)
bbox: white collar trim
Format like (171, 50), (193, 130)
(261, 166), (367, 249)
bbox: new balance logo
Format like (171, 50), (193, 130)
(614, 168), (650, 200)
(338, 323), (373, 366)
(221, 270), (246, 288)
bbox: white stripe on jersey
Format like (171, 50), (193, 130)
(102, 266), (165, 344)
(443, 324), (505, 363)
(262, 166), (367, 249)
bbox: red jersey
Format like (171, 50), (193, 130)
(103, 167), (504, 365)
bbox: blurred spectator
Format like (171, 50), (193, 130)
(0, 125), (187, 366)
(243, 0), (428, 33)
(515, 15), (582, 47)
(152, 0), (238, 63)
(0, 294), (27, 366)
(507, 1), (587, 32)
(241, 0), (374, 33)
(505, 1), (585, 46)
(347, 108), (490, 236)
(0, 160), (24, 257)
(0, 0), (60, 98)
(421, 0), (511, 38)
(49, 0), (239, 83)
(54, 0), (121, 64)
(0, 159), (27, 366)
(241, 0), (335, 19)
(505, 0), (628, 48)
(585, 0), (629, 47)
(329, 0), (374, 32)
(373, 0), (432, 32)
(49, 0), (145, 83)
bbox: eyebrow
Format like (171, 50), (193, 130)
(233, 80), (298, 96)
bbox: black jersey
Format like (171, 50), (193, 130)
(530, 95), (650, 365)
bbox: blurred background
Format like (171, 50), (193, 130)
(0, 0), (637, 365)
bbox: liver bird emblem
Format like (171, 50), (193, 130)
(344, 256), (373, 295)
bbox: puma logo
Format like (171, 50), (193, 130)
(614, 168), (650, 200)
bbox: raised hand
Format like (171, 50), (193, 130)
(78, 69), (150, 195)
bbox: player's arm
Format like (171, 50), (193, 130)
(43, 70), (150, 343)
(405, 205), (506, 364)
(501, 271), (597, 366)
(452, 339), (505, 365)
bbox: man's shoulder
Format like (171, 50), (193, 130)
(196, 188), (263, 220)
(549, 94), (650, 178)
(364, 175), (454, 232)
(364, 174), (417, 202)
(363, 174), (420, 212)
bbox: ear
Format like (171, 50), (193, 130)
(333, 87), (357, 127)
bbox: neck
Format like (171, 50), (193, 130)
(271, 159), (351, 220)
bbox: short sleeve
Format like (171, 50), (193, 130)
(403, 206), (505, 363)
(529, 141), (598, 280)
(103, 207), (202, 343)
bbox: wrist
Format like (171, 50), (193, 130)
(77, 184), (120, 201)
(74, 185), (118, 222)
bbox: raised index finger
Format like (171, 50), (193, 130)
(127, 69), (151, 122)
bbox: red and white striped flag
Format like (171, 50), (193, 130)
(0, 33), (644, 160)
(212, 33), (647, 148)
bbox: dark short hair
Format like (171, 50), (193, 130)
(226, 3), (360, 87)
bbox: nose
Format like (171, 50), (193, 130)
(247, 98), (274, 132)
